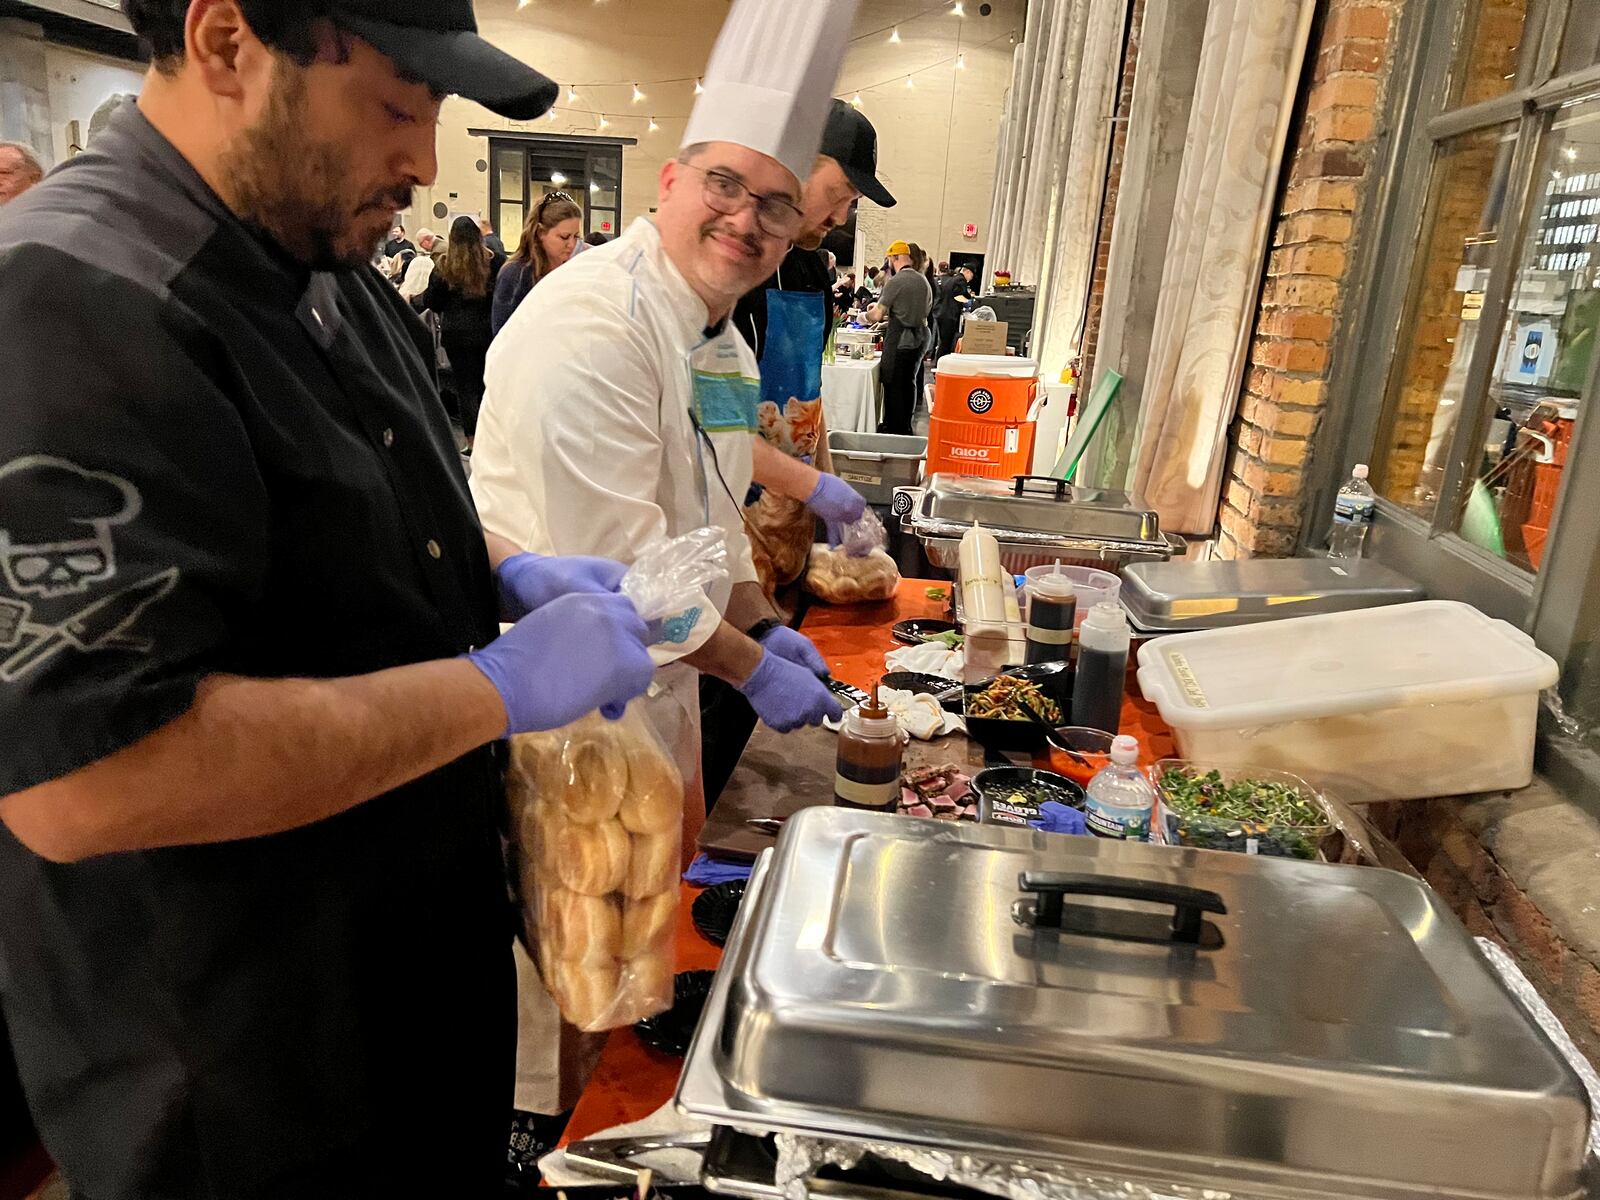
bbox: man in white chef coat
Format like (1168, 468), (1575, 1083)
(469, 0), (861, 1132)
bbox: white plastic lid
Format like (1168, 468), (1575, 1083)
(1031, 571), (1076, 600)
(1135, 600), (1559, 731)
(844, 705), (900, 739)
(1352, 464), (1370, 480)
(935, 353), (1038, 379)
(1083, 602), (1126, 633)
(1110, 735), (1139, 766)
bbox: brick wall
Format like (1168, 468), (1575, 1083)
(1080, 0), (1146, 387)
(1372, 798), (1600, 1065)
(1215, 0), (1402, 558)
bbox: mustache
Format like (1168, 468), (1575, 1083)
(699, 218), (761, 258)
(359, 185), (415, 215)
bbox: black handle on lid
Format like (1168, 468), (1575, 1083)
(1017, 871), (1227, 945)
(1011, 474), (1070, 501)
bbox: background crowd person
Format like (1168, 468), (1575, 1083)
(0, 141), (44, 206)
(870, 240), (933, 434)
(934, 262), (976, 358)
(397, 226), (440, 299)
(583, 230), (610, 247)
(479, 215), (507, 261)
(418, 215), (503, 447)
(908, 242), (937, 406)
(492, 191), (582, 336)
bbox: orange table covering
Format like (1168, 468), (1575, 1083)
(560, 578), (1172, 1144)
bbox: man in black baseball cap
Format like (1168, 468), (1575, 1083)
(0, 3), (657, 1197)
(710, 100), (897, 807)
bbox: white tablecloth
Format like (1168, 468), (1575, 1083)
(820, 358), (881, 434)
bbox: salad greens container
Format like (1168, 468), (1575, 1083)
(1150, 759), (1333, 860)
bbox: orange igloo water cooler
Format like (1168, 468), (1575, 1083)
(926, 354), (1043, 480)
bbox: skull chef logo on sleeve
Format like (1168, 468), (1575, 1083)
(0, 456), (178, 682)
(0, 456), (141, 597)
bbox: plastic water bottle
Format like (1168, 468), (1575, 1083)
(1083, 735), (1154, 841)
(1327, 464), (1376, 560)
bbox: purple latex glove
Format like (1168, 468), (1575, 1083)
(1028, 801), (1088, 836)
(466, 592), (655, 734)
(806, 473), (867, 548)
(495, 551), (628, 622)
(756, 624), (828, 677)
(737, 650), (843, 733)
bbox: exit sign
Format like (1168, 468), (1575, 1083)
(963, 223), (978, 239)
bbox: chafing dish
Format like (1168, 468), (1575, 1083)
(678, 808), (1590, 1200)
(894, 474), (1182, 573)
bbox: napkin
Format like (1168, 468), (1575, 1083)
(880, 687), (964, 741)
(538, 1101), (711, 1186)
(884, 642), (965, 679)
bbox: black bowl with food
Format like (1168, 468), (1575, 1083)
(972, 766), (1086, 827)
(963, 664), (1071, 752)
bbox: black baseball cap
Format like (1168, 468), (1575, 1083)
(820, 100), (896, 208)
(331, 0), (558, 121)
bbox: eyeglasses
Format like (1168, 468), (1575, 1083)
(677, 162), (802, 240)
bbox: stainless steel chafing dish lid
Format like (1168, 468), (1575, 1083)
(678, 808), (1590, 1200)
(910, 473), (1167, 547)
(1121, 558), (1425, 631)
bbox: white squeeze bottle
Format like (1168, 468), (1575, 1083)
(1083, 735), (1154, 841)
(1327, 464), (1376, 560)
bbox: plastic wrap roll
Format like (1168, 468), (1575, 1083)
(960, 523), (1009, 670)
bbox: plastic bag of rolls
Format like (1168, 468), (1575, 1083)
(804, 543), (901, 604)
(506, 708), (683, 1032)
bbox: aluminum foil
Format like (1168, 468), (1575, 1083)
(773, 1132), (1245, 1200)
(1476, 936), (1600, 1159)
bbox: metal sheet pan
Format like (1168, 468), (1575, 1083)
(1121, 559), (1424, 631)
(678, 809), (1589, 1200)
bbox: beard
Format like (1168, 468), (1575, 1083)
(793, 223), (830, 252)
(218, 60), (411, 271)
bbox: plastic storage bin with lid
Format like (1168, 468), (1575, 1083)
(1135, 600), (1559, 802)
(927, 354), (1042, 480)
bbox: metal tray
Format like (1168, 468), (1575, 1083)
(1121, 558), (1424, 632)
(678, 809), (1590, 1200)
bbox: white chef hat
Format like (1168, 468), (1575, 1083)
(681, 0), (861, 186)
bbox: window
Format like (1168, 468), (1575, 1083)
(1336, 0), (1600, 797)
(477, 131), (633, 246)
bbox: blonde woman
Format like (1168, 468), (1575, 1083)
(492, 191), (583, 335)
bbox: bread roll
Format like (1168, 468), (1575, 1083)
(559, 732), (625, 825)
(621, 892), (676, 958)
(554, 818), (630, 896)
(625, 831), (678, 900)
(620, 741), (682, 835)
(553, 957), (622, 1031)
(804, 545), (900, 605)
(543, 888), (621, 964)
(616, 950), (674, 1022)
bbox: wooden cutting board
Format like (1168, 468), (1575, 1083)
(699, 720), (987, 862)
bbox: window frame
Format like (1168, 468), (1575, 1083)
(1319, 0), (1600, 811)
(474, 130), (636, 242)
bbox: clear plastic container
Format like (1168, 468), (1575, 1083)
(1024, 563), (1119, 629)
(1149, 759), (1332, 860)
(1135, 601), (1560, 801)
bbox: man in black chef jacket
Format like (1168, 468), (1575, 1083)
(0, 3), (661, 1197)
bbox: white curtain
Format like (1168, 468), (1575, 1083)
(1030, 0), (1127, 380)
(1130, 0), (1316, 534)
(983, 0), (1128, 386)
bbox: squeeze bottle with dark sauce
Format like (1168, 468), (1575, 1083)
(1070, 603), (1130, 735)
(1025, 569), (1077, 666)
(834, 692), (904, 811)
